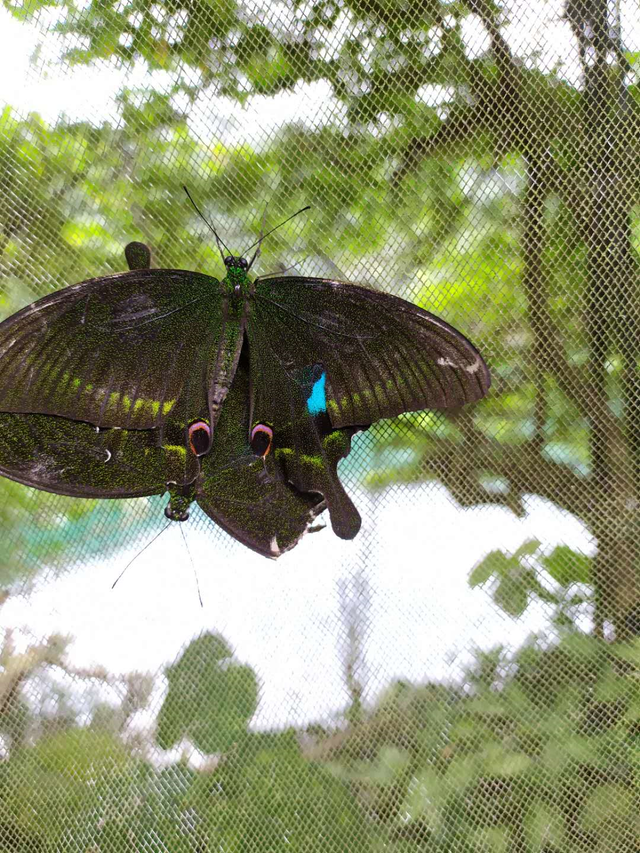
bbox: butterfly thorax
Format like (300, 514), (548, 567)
(223, 255), (253, 298)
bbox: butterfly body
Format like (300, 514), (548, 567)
(0, 231), (490, 557)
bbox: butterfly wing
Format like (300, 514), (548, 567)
(251, 277), (490, 428)
(0, 268), (241, 431)
(0, 411), (200, 498)
(0, 243), (212, 503)
(196, 348), (330, 558)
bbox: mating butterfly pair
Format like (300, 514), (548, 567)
(0, 226), (490, 557)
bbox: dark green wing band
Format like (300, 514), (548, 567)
(0, 269), (223, 429)
(252, 277), (490, 428)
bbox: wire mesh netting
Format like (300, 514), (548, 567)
(0, 0), (639, 849)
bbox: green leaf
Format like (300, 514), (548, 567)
(594, 671), (638, 702)
(580, 784), (634, 832)
(470, 550), (512, 586)
(542, 545), (592, 585)
(543, 735), (599, 768)
(494, 575), (529, 617)
(611, 639), (640, 666)
(400, 768), (444, 828)
(513, 539), (541, 560)
(468, 826), (511, 853)
(445, 754), (478, 789)
(560, 632), (607, 661)
(480, 743), (533, 777)
(370, 745), (411, 784)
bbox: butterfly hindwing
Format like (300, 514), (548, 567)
(0, 411), (198, 499)
(251, 276), (490, 428)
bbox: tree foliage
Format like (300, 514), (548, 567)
(0, 623), (638, 850)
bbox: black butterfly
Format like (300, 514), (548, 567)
(0, 212), (490, 557)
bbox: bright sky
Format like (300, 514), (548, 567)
(0, 2), (618, 738)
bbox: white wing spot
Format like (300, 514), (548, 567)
(104, 450), (112, 462)
(437, 356), (481, 374)
(437, 356), (460, 368)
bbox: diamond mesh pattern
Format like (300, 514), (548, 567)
(0, 0), (639, 850)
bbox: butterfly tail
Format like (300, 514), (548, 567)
(324, 479), (361, 540)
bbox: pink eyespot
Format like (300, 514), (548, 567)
(188, 421), (211, 456)
(250, 424), (273, 458)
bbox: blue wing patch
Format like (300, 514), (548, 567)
(306, 371), (327, 415)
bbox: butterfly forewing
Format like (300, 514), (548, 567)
(0, 270), (227, 429)
(251, 277), (490, 428)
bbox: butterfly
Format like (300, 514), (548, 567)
(0, 205), (490, 557)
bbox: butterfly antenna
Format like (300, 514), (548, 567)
(111, 520), (172, 590)
(183, 185), (232, 263)
(180, 523), (203, 607)
(243, 205), (311, 265)
(246, 201), (269, 270)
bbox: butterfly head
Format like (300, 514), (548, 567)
(224, 255), (249, 270)
(223, 255), (251, 295)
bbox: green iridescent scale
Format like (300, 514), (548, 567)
(0, 221), (490, 557)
